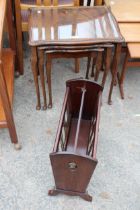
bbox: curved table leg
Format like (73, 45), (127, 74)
(38, 49), (47, 110)
(85, 55), (91, 79)
(46, 53), (52, 108)
(118, 49), (129, 99)
(94, 51), (102, 82)
(102, 47), (112, 87)
(31, 47), (41, 110)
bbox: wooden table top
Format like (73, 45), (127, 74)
(119, 23), (140, 42)
(128, 43), (140, 59)
(0, 0), (6, 50)
(28, 6), (124, 46)
(107, 0), (140, 23)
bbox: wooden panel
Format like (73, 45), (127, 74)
(128, 43), (140, 59)
(119, 23), (140, 42)
(0, 49), (14, 128)
(107, 0), (140, 22)
(0, 0), (6, 50)
(66, 118), (91, 155)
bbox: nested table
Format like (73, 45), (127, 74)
(28, 6), (124, 109)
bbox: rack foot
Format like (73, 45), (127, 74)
(48, 188), (59, 196)
(80, 192), (92, 202)
(48, 188), (92, 202)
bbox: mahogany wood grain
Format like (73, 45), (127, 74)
(29, 7), (123, 46)
(28, 6), (123, 107)
(14, 0), (80, 75)
(49, 79), (103, 201)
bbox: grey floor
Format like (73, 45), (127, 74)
(0, 47), (140, 210)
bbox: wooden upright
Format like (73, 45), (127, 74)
(0, 0), (21, 149)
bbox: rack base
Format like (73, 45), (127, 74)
(48, 187), (92, 202)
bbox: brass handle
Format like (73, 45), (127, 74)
(68, 162), (77, 170)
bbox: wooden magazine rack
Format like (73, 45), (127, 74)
(49, 79), (103, 201)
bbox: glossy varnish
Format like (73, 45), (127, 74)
(29, 6), (124, 46)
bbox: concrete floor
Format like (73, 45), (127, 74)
(0, 47), (140, 210)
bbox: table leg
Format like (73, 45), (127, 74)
(31, 47), (41, 110)
(85, 55), (91, 79)
(14, 0), (24, 75)
(46, 53), (52, 108)
(101, 47), (112, 87)
(94, 51), (102, 81)
(118, 49), (129, 99)
(108, 43), (122, 105)
(38, 49), (47, 110)
(91, 52), (97, 77)
(0, 65), (21, 150)
(75, 58), (80, 73)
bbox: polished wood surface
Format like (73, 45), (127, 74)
(119, 23), (140, 42)
(29, 6), (124, 46)
(49, 79), (102, 201)
(0, 0), (20, 148)
(14, 0), (80, 74)
(106, 0), (140, 22)
(29, 6), (123, 108)
(0, 49), (14, 128)
(128, 43), (140, 59)
(21, 0), (80, 27)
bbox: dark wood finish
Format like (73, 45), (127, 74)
(28, 6), (123, 108)
(45, 47), (111, 108)
(108, 43), (122, 104)
(31, 47), (41, 110)
(29, 7), (123, 46)
(7, 0), (20, 75)
(0, 0), (21, 149)
(49, 79), (103, 201)
(14, 0), (80, 75)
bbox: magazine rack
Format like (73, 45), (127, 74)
(49, 79), (103, 201)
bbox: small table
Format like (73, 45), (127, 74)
(106, 0), (140, 23)
(28, 6), (124, 109)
